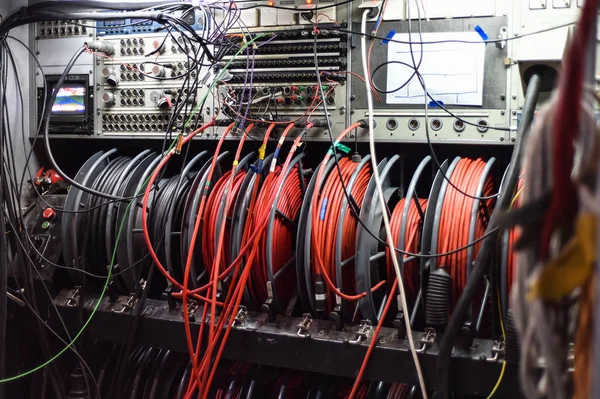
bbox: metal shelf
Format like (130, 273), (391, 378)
(52, 289), (516, 397)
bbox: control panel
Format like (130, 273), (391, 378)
(29, 0), (595, 143)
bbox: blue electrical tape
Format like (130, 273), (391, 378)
(382, 29), (396, 45)
(320, 198), (328, 221)
(474, 25), (488, 42)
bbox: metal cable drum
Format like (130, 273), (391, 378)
(114, 152), (161, 294)
(231, 153), (275, 309)
(355, 155), (401, 322)
(163, 151), (209, 283)
(62, 150), (117, 284)
(180, 151), (230, 289)
(295, 154), (341, 315)
(202, 151), (256, 297)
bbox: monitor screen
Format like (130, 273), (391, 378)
(51, 85), (85, 114)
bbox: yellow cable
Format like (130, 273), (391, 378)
(487, 183), (522, 397)
(486, 288), (507, 398)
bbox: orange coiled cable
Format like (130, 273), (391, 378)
(436, 158), (495, 312)
(387, 198), (428, 301)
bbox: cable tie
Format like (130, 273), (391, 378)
(474, 25), (489, 42)
(382, 29), (395, 45)
(232, 160), (239, 167)
(319, 198), (328, 221)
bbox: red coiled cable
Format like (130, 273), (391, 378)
(202, 170), (247, 276)
(247, 164), (304, 308)
(436, 158), (495, 312)
(387, 198), (427, 301)
(311, 157), (372, 313)
(310, 123), (387, 304)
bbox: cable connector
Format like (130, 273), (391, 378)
(351, 153), (362, 162)
(315, 277), (327, 312)
(357, 119), (376, 129)
(309, 119), (330, 128)
(85, 40), (115, 56)
(174, 133), (184, 155)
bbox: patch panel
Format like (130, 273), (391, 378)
(37, 20), (89, 38)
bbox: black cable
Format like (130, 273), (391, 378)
(434, 72), (543, 398)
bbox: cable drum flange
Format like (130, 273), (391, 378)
(355, 154), (401, 322)
(264, 153), (306, 315)
(161, 151), (208, 282)
(296, 154), (341, 315)
(230, 153), (275, 309)
(63, 150), (116, 283)
(115, 153), (161, 294)
(61, 150), (106, 284)
(104, 150), (152, 279)
(179, 152), (230, 289)
(423, 157), (459, 328)
(394, 155), (432, 327)
(333, 154), (371, 322)
(211, 151), (255, 292)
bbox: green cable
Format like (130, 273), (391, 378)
(3, 32), (271, 384)
(182, 32), (270, 130)
(0, 141), (177, 383)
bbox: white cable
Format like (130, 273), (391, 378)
(360, 9), (428, 398)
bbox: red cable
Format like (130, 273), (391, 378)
(310, 157), (372, 313)
(187, 130), (303, 398)
(436, 158), (495, 313)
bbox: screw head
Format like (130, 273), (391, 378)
(350, 109), (355, 115)
(500, 94), (505, 100)
(512, 95), (517, 100)
(512, 110), (517, 115)
(500, 110), (505, 115)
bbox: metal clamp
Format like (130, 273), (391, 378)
(232, 305), (248, 327)
(66, 287), (81, 307)
(349, 320), (373, 344)
(416, 328), (437, 353)
(297, 313), (313, 337)
(486, 340), (505, 363)
(111, 294), (138, 314)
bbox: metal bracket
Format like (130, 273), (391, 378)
(496, 26), (508, 50)
(66, 287), (81, 307)
(297, 313), (313, 338)
(416, 328), (437, 353)
(349, 320), (373, 344)
(486, 340), (506, 363)
(111, 293), (138, 314)
(232, 306), (248, 327)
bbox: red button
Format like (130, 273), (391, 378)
(43, 208), (55, 220)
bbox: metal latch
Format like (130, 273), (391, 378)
(232, 306), (248, 327)
(349, 320), (373, 344)
(297, 313), (313, 337)
(416, 328), (437, 352)
(496, 26), (508, 50)
(112, 293), (138, 314)
(486, 340), (505, 362)
(66, 287), (81, 307)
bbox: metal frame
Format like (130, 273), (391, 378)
(52, 289), (515, 397)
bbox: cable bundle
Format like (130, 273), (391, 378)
(310, 156), (372, 313)
(386, 383), (411, 399)
(387, 197), (427, 301)
(247, 163), (305, 310)
(201, 170), (247, 280)
(435, 158), (495, 313)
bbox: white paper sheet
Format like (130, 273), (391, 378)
(385, 31), (486, 106)
(407, 0), (496, 19)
